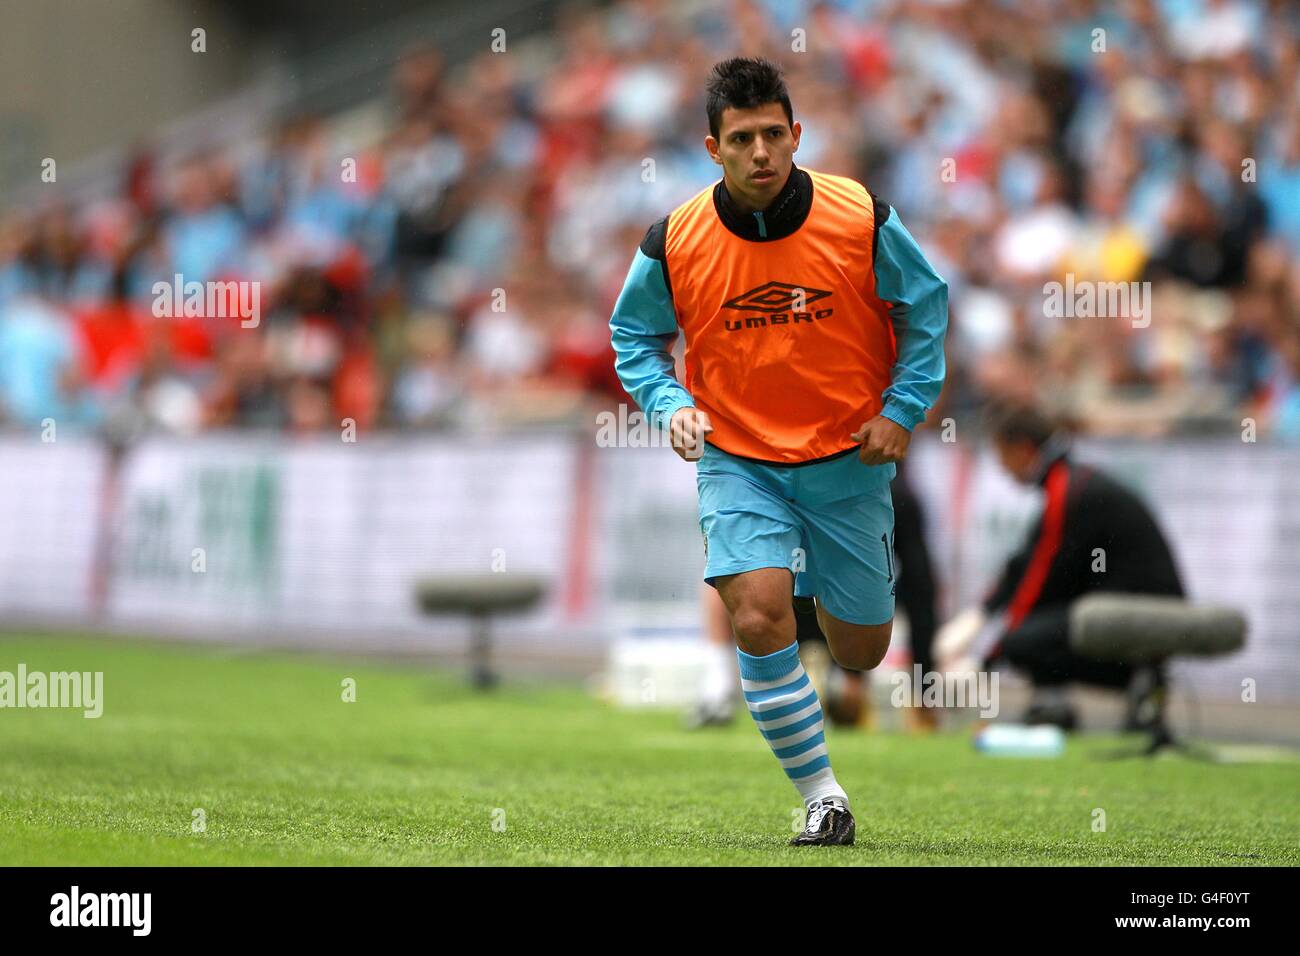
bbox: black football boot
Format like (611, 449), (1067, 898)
(789, 798), (856, 847)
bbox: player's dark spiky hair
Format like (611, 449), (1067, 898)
(985, 401), (1058, 448)
(705, 57), (794, 140)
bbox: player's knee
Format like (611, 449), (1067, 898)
(730, 603), (793, 652)
(829, 621), (892, 671)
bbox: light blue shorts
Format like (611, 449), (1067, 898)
(696, 443), (897, 626)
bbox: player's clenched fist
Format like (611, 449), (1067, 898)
(852, 415), (912, 465)
(669, 406), (714, 461)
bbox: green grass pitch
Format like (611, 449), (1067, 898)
(1, 634), (1295, 866)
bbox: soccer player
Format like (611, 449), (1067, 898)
(609, 57), (949, 846)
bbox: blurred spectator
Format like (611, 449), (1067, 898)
(0, 294), (101, 428)
(1, 0), (1298, 440)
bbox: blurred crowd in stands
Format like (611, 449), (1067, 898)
(1, 0), (1298, 439)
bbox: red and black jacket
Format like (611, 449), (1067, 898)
(983, 445), (1185, 650)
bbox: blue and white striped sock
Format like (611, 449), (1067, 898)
(738, 641), (849, 809)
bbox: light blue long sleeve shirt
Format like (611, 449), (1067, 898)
(608, 248), (696, 431)
(873, 211), (949, 431)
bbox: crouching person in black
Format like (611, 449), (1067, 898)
(938, 403), (1184, 730)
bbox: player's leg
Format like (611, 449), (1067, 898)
(800, 478), (897, 675)
(794, 594), (867, 727)
(816, 610), (892, 672)
(696, 449), (854, 844)
(713, 566), (854, 845)
(715, 566), (796, 656)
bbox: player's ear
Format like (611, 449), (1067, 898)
(791, 120), (801, 152)
(704, 135), (722, 165)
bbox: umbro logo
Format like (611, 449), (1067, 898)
(722, 281), (832, 313)
(721, 281), (834, 332)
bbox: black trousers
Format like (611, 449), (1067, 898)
(891, 474), (937, 675)
(1000, 605), (1134, 690)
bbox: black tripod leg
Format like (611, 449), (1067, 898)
(471, 612), (498, 690)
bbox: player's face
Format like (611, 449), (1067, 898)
(706, 102), (801, 212)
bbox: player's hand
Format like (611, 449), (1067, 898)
(851, 415), (911, 465)
(669, 406), (713, 461)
